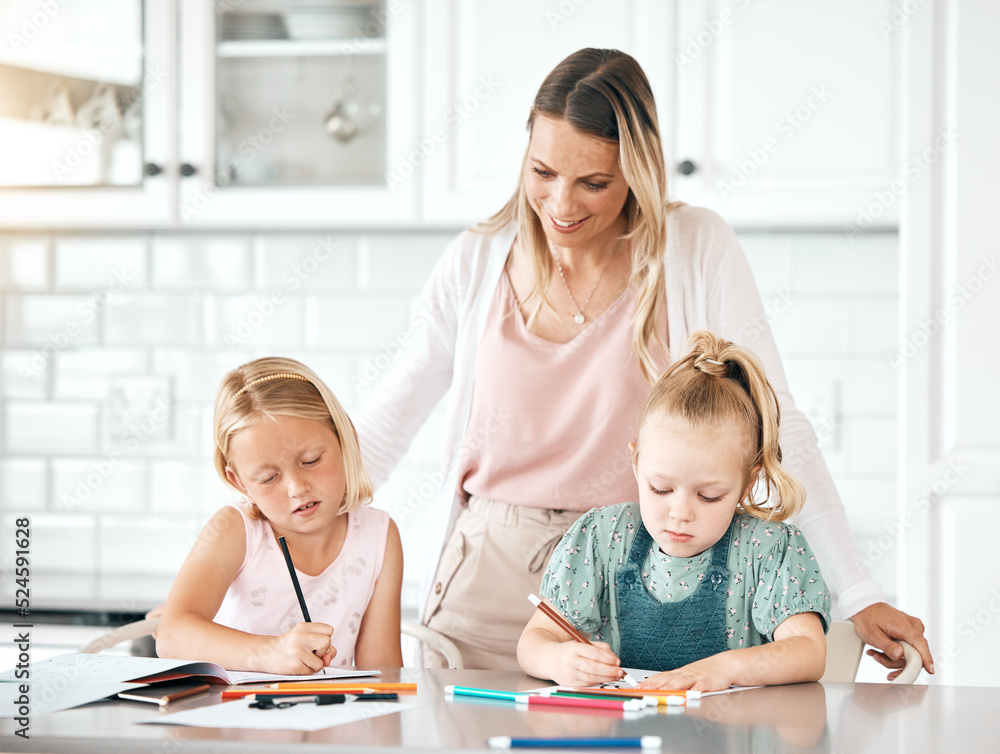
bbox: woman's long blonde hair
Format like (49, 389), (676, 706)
(633, 331), (805, 521)
(213, 357), (372, 518)
(478, 48), (683, 383)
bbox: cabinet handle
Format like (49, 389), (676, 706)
(143, 163), (162, 176)
(179, 163), (198, 177)
(678, 160), (697, 176)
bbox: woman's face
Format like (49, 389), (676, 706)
(525, 115), (630, 252)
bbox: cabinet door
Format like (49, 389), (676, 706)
(418, 0), (671, 226)
(672, 0), (902, 228)
(177, 0), (419, 227)
(0, 0), (174, 227)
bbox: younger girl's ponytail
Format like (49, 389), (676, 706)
(634, 330), (805, 521)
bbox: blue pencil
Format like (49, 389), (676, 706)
(488, 736), (662, 749)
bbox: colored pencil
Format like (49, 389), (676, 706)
(551, 687), (701, 701)
(548, 690), (684, 707)
(489, 736), (663, 749)
(528, 594), (639, 687)
(221, 683), (416, 701)
(444, 685), (644, 711)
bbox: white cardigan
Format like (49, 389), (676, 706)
(356, 205), (882, 620)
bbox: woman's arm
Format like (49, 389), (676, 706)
(353, 518), (404, 668)
(517, 610), (624, 688)
(638, 612), (827, 692)
(156, 507), (334, 674)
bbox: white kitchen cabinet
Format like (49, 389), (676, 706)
(0, 0), (420, 229)
(177, 0), (420, 227)
(417, 0), (672, 226)
(671, 0), (904, 228)
(0, 0), (175, 227)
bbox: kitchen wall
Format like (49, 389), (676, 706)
(0, 225), (899, 616)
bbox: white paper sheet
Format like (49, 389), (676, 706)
(0, 680), (144, 717)
(137, 697), (416, 731)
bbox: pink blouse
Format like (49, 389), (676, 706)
(459, 269), (661, 511)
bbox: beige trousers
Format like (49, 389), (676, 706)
(421, 496), (581, 670)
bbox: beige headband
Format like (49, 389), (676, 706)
(224, 372), (311, 411)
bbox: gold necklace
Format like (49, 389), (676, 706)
(551, 238), (623, 325)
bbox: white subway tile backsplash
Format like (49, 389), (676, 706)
(1, 351), (48, 399)
(54, 349), (149, 399)
(1, 236), (50, 289)
(98, 516), (202, 576)
(149, 461), (231, 515)
(313, 296), (410, 348)
(791, 357), (898, 416)
(792, 234), (898, 295)
(151, 348), (251, 403)
(211, 293), (306, 349)
(737, 233), (793, 295)
(4, 512), (98, 573)
(51, 459), (148, 514)
(256, 234), (356, 291)
(769, 298), (854, 355)
(54, 236), (149, 289)
(4, 402), (100, 455)
(152, 236), (252, 290)
(106, 405), (207, 460)
(271, 350), (359, 408)
(104, 294), (204, 345)
(0, 459), (47, 509)
(852, 300), (899, 354)
(844, 417), (898, 474)
(362, 233), (454, 291)
(3, 295), (101, 347)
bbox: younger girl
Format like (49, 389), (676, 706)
(157, 357), (403, 674)
(517, 331), (830, 691)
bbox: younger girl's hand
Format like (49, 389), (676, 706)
(550, 641), (627, 688)
(638, 655), (734, 693)
(265, 622), (335, 674)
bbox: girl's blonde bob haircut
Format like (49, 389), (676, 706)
(213, 356), (372, 518)
(633, 331), (805, 522)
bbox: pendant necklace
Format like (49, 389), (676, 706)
(551, 238), (623, 325)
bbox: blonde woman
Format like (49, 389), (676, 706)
(357, 48), (930, 677)
(519, 331), (829, 690)
(157, 357), (403, 673)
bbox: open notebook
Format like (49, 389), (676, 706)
(0, 652), (380, 686)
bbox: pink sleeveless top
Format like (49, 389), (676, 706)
(459, 269), (659, 510)
(213, 501), (389, 667)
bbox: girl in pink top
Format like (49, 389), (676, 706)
(157, 357), (403, 674)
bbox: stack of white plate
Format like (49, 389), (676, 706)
(284, 1), (379, 40)
(219, 13), (288, 40)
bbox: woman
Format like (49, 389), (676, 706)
(356, 48), (931, 677)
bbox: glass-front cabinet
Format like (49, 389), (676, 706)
(0, 0), (418, 228)
(0, 0), (174, 225)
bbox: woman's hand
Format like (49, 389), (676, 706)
(637, 654), (735, 693)
(851, 602), (934, 679)
(265, 622), (336, 675)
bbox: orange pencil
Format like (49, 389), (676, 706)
(222, 682), (417, 700)
(528, 594), (639, 687)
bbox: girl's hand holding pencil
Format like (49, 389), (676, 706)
(266, 622), (336, 675)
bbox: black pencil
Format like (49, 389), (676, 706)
(277, 535), (326, 674)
